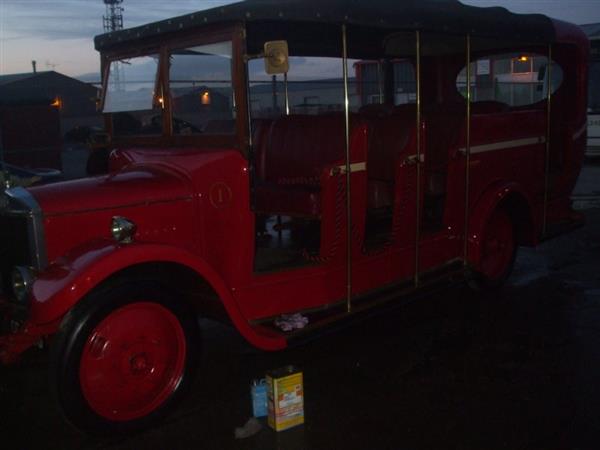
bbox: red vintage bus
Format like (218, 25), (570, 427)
(0, 0), (588, 434)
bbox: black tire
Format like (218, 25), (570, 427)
(467, 208), (517, 291)
(50, 280), (199, 435)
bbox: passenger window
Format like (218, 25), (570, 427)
(169, 41), (235, 135)
(456, 53), (563, 108)
(590, 60), (600, 113)
(393, 60), (416, 105)
(355, 61), (384, 106)
(248, 56), (361, 117)
(103, 55), (162, 136)
(354, 60), (416, 106)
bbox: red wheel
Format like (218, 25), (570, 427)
(79, 302), (186, 422)
(470, 208), (516, 290)
(51, 281), (199, 435)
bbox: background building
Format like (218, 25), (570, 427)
(581, 23), (600, 155)
(0, 70), (101, 136)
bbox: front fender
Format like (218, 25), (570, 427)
(29, 239), (286, 351)
(467, 181), (536, 266)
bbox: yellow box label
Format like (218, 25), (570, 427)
(267, 371), (304, 431)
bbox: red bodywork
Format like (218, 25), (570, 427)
(0, 19), (589, 364)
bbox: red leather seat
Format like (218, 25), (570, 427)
(254, 114), (367, 218)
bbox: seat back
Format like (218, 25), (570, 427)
(256, 114), (364, 184)
(363, 105), (417, 209)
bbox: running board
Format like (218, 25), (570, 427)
(250, 259), (465, 346)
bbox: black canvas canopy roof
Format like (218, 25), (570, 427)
(95, 0), (557, 52)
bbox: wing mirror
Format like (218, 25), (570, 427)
(264, 41), (289, 75)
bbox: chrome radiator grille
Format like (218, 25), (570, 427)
(0, 213), (31, 292)
(0, 187), (47, 295)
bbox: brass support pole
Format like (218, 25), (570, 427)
(284, 72), (290, 115)
(542, 45), (553, 236)
(378, 61), (384, 104)
(245, 55), (254, 148)
(463, 35), (472, 265)
(342, 24), (353, 313)
(414, 30), (422, 286)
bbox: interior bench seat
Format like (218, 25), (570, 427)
(254, 114), (368, 218)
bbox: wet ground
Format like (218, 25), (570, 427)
(1, 157), (599, 449)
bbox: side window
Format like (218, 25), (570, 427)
(354, 60), (416, 106)
(248, 56), (361, 117)
(169, 41), (234, 135)
(456, 53), (564, 108)
(355, 61), (383, 106)
(103, 55), (162, 136)
(590, 58), (600, 113)
(393, 60), (416, 105)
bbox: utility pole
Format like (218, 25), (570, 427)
(103, 0), (125, 91)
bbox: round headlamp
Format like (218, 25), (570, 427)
(11, 266), (35, 304)
(111, 216), (137, 244)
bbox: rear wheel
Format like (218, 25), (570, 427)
(51, 281), (199, 435)
(468, 208), (516, 290)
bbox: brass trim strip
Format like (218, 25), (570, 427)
(458, 136), (546, 154)
(333, 162), (366, 174)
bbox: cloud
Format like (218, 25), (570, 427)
(0, 0), (237, 42)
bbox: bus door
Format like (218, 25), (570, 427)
(414, 32), (469, 274)
(247, 40), (353, 316)
(352, 32), (420, 291)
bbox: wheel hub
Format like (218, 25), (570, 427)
(130, 353), (151, 376)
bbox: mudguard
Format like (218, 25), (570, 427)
(29, 239), (286, 351)
(467, 181), (537, 267)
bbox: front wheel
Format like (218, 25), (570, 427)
(50, 281), (199, 435)
(468, 208), (517, 291)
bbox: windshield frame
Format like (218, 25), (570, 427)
(100, 24), (247, 151)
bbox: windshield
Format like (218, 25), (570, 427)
(103, 55), (162, 136)
(169, 41), (234, 135)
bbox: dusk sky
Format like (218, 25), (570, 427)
(1, 0), (599, 78)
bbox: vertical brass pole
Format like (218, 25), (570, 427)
(284, 72), (290, 115)
(244, 30), (253, 149)
(378, 61), (384, 104)
(271, 74), (278, 112)
(463, 35), (472, 265)
(342, 24), (353, 313)
(414, 30), (422, 286)
(543, 45), (553, 236)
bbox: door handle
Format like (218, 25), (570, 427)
(401, 154), (424, 167)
